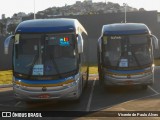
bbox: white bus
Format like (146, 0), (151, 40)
(97, 23), (159, 89)
(4, 18), (89, 101)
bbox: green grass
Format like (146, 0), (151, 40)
(154, 59), (160, 66)
(89, 66), (98, 74)
(0, 70), (12, 85)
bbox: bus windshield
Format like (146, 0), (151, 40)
(102, 35), (153, 69)
(13, 33), (78, 77)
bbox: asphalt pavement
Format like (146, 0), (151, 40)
(1, 68), (160, 120)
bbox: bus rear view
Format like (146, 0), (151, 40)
(98, 23), (159, 89)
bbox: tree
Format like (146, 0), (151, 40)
(0, 22), (5, 34)
(0, 22), (3, 34)
(139, 8), (145, 11)
(7, 23), (18, 34)
(113, 3), (120, 9)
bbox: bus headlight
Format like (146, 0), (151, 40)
(62, 74), (80, 87)
(62, 75), (79, 87)
(13, 78), (22, 88)
(75, 73), (80, 83)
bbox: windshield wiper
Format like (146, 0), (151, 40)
(49, 49), (62, 79)
(27, 52), (39, 78)
(130, 48), (143, 69)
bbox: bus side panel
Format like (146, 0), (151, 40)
(80, 32), (89, 87)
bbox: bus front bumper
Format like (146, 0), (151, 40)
(13, 76), (82, 101)
(103, 74), (153, 86)
(13, 83), (80, 101)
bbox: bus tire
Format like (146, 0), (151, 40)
(105, 85), (114, 90)
(98, 73), (103, 85)
(73, 96), (81, 103)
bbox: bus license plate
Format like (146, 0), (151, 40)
(125, 80), (133, 85)
(38, 94), (50, 99)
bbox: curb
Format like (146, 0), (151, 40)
(0, 84), (12, 88)
(89, 74), (98, 76)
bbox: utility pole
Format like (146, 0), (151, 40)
(34, 0), (36, 19)
(123, 3), (127, 23)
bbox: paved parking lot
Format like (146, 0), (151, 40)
(1, 68), (160, 119)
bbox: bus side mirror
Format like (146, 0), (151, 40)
(4, 35), (14, 54)
(77, 34), (83, 53)
(151, 35), (159, 49)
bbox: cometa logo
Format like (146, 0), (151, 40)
(60, 37), (70, 46)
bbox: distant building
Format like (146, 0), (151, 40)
(1, 14), (5, 19)
(84, 0), (92, 2)
(84, 0), (92, 4)
(76, 1), (81, 4)
(158, 12), (160, 22)
(17, 12), (26, 17)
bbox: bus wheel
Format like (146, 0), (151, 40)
(142, 85), (148, 89)
(105, 85), (114, 91)
(73, 95), (81, 103)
